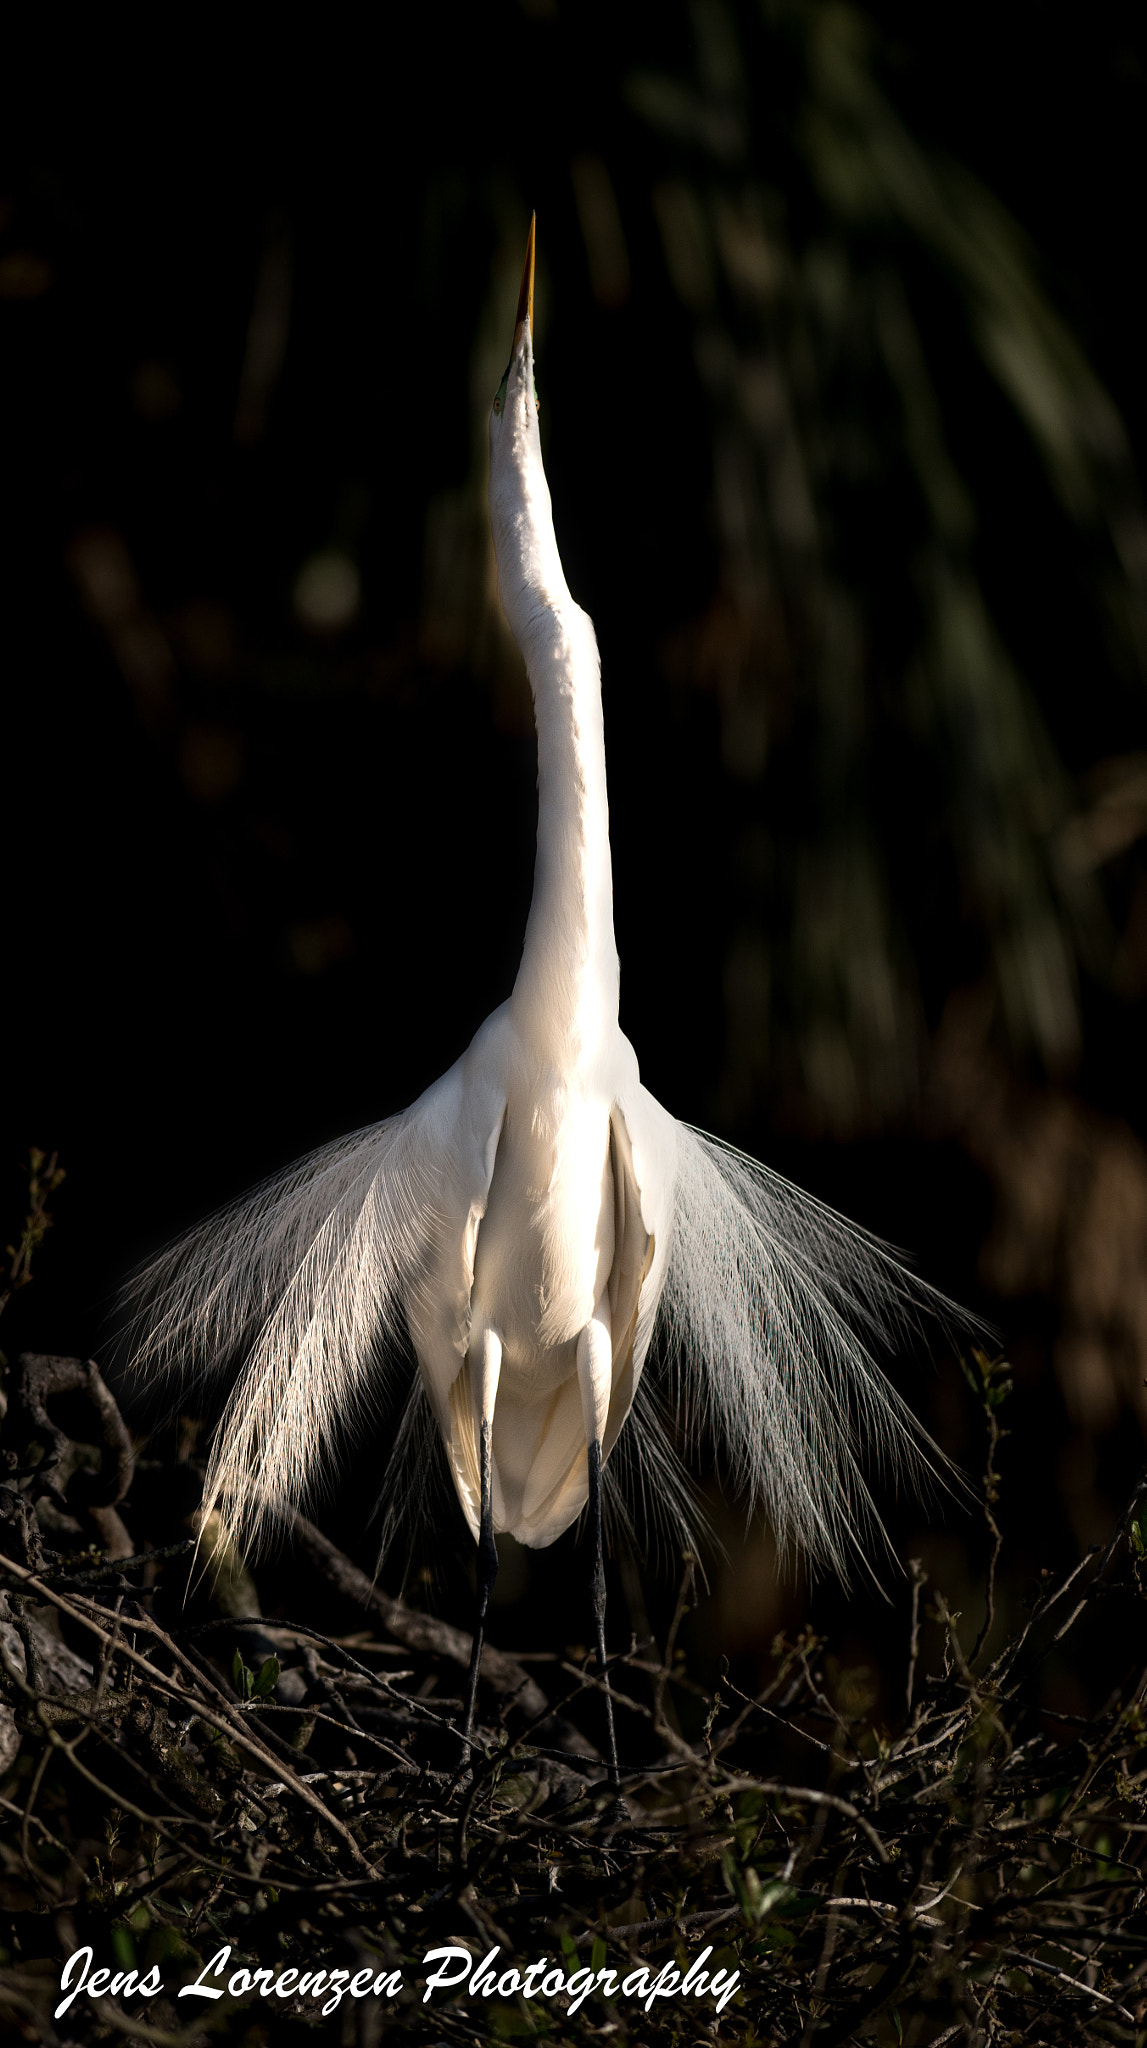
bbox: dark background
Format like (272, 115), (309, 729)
(3, 3), (1146, 1714)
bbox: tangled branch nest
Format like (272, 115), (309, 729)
(1, 1331), (1146, 2043)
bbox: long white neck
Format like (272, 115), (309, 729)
(488, 326), (619, 1066)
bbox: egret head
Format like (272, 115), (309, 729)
(488, 214), (561, 621)
(489, 214), (541, 483)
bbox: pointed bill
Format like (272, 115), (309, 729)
(511, 212), (536, 355)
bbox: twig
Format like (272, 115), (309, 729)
(1001, 1946), (1136, 2022)
(905, 1556), (926, 1713)
(288, 1512), (551, 1719)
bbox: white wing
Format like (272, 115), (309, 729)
(630, 1109), (962, 1581)
(440, 1096), (660, 1551)
(124, 1008), (511, 1557)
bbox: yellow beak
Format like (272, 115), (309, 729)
(511, 212), (536, 356)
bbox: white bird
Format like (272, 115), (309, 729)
(128, 218), (953, 1776)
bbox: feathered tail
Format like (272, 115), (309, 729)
(120, 1112), (441, 1558)
(654, 1123), (967, 1582)
(122, 1106), (968, 1581)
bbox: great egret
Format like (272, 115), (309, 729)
(129, 218), (953, 1777)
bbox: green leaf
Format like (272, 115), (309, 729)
(110, 1926), (135, 1970)
(758, 1923), (797, 1950)
(755, 1879), (797, 1919)
(231, 1648), (254, 1700)
(254, 1655), (280, 1698)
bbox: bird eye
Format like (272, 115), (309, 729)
(493, 397), (502, 414)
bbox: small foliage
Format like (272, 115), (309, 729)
(0, 1147), (65, 1321)
(1, 1266), (1145, 2044)
(231, 1646), (280, 1701)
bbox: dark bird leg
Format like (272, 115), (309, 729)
(460, 1417), (498, 1763)
(588, 1434), (620, 1794)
